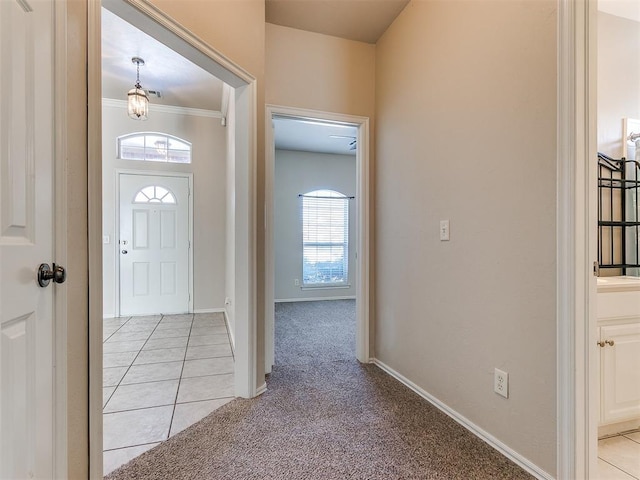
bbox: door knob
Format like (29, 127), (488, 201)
(38, 263), (66, 287)
(122, 250), (128, 254)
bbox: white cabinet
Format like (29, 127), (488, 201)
(599, 323), (640, 424)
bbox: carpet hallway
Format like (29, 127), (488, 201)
(106, 300), (533, 479)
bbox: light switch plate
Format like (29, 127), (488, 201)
(440, 220), (450, 241)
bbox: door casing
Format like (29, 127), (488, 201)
(264, 105), (371, 371)
(557, 0), (598, 478)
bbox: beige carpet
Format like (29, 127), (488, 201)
(106, 300), (533, 479)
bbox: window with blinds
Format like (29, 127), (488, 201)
(301, 189), (349, 286)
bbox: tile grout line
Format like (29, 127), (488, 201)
(103, 441), (161, 454)
(103, 312), (234, 469)
(102, 314), (166, 452)
(168, 313), (195, 439)
(598, 435), (640, 480)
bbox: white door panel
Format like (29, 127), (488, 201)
(0, 0), (55, 478)
(119, 174), (190, 315)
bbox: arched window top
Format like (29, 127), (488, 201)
(303, 189), (347, 199)
(117, 132), (192, 164)
(133, 185), (177, 204)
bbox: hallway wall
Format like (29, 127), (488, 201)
(375, 0), (558, 475)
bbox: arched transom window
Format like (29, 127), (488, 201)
(133, 185), (177, 204)
(117, 132), (192, 164)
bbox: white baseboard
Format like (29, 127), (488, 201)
(193, 307), (226, 314)
(255, 382), (267, 396)
(275, 296), (356, 303)
(372, 359), (554, 480)
(223, 309), (235, 354)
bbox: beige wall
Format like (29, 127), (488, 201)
(101, 104), (227, 316)
(598, 12), (640, 157)
(266, 23), (375, 118)
(597, 12), (640, 276)
(375, 0), (557, 475)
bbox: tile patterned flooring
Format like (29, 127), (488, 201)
(102, 312), (235, 476)
(598, 430), (640, 479)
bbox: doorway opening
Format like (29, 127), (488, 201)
(592, 3), (640, 478)
(265, 106), (371, 373)
(90, 1), (257, 477)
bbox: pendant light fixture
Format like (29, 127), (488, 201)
(127, 57), (149, 120)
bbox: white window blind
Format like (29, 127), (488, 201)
(301, 190), (349, 286)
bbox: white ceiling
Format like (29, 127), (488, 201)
(598, 0), (640, 22)
(273, 117), (358, 156)
(102, 6), (366, 155)
(101, 8), (224, 111)
(266, 0), (410, 44)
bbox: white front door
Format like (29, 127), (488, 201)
(119, 173), (191, 315)
(0, 0), (56, 478)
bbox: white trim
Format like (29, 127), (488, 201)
(102, 97), (224, 119)
(53, 1), (68, 477)
(101, 0), (253, 88)
(275, 296), (356, 303)
(224, 308), (235, 352)
(265, 104), (371, 373)
(255, 382), (267, 396)
(557, 0), (598, 478)
(115, 169), (194, 316)
(373, 359), (554, 480)
(88, 0), (104, 477)
(193, 308), (226, 314)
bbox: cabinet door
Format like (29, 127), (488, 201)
(601, 323), (640, 424)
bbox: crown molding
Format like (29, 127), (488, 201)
(102, 98), (224, 119)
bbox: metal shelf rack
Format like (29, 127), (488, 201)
(598, 152), (640, 274)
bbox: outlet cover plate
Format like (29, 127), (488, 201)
(494, 368), (509, 398)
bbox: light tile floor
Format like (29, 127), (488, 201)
(598, 430), (640, 479)
(102, 312), (235, 476)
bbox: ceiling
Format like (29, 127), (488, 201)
(273, 117), (358, 156)
(266, 0), (409, 44)
(598, 0), (640, 22)
(101, 4), (371, 155)
(101, 8), (224, 111)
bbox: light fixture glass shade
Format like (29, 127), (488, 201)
(127, 85), (149, 120)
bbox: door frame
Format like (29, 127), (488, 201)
(557, 0), (598, 478)
(115, 170), (194, 316)
(88, 1), (258, 477)
(264, 105), (371, 371)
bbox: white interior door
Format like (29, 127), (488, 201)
(119, 173), (190, 315)
(0, 0), (56, 478)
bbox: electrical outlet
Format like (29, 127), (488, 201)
(294, 278), (300, 286)
(440, 220), (450, 241)
(494, 368), (509, 398)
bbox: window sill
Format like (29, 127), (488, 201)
(301, 284), (351, 291)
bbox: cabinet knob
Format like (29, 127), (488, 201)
(597, 341), (605, 347)
(605, 339), (615, 346)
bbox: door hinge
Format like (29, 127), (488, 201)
(593, 261), (600, 277)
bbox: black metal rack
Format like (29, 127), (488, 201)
(598, 152), (640, 274)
